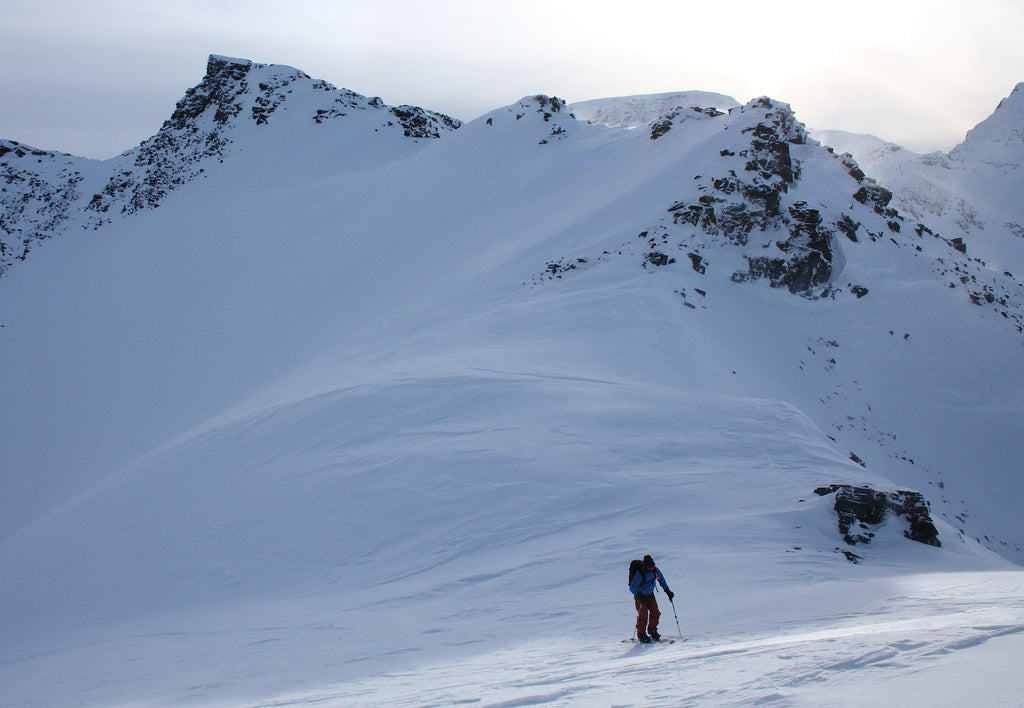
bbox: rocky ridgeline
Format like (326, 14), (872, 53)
(0, 55), (461, 276)
(649, 105), (726, 140)
(0, 140), (89, 275)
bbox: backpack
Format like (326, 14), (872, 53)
(628, 559), (643, 586)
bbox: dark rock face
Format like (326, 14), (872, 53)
(733, 200), (835, 293)
(390, 105), (462, 139)
(815, 484), (941, 549)
(649, 106), (725, 140)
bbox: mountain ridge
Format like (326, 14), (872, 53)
(0, 54), (461, 276)
(813, 82), (1024, 278)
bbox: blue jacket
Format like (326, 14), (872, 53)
(630, 565), (670, 597)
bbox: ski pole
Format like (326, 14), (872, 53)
(669, 596), (682, 638)
(632, 596), (640, 640)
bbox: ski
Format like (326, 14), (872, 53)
(622, 637), (680, 644)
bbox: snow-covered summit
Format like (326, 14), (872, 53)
(162, 54), (460, 139)
(952, 81), (1024, 164)
(82, 54), (462, 219)
(569, 90), (741, 127)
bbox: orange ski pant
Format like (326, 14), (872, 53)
(635, 594), (661, 634)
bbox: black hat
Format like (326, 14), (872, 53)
(643, 555), (655, 568)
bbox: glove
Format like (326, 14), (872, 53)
(666, 589), (675, 601)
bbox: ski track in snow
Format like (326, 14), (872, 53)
(246, 600), (1024, 707)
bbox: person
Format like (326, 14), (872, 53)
(629, 554), (674, 642)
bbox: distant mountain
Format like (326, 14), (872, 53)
(1, 56), (1023, 706)
(813, 83), (1024, 277)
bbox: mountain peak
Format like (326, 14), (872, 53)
(207, 54), (257, 70)
(81, 56), (461, 218)
(1002, 81), (1024, 106)
(952, 82), (1024, 163)
(0, 56), (462, 275)
(166, 54), (329, 132)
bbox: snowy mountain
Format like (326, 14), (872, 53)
(0, 55), (459, 276)
(813, 83), (1024, 278)
(1, 56), (1023, 706)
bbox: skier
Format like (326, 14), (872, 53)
(629, 554), (674, 642)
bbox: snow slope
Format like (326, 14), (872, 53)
(1, 57), (1023, 706)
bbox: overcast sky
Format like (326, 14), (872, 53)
(2, 0), (1023, 159)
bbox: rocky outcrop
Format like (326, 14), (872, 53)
(532, 95), (923, 301)
(0, 140), (86, 275)
(649, 106), (725, 140)
(656, 98), (844, 296)
(649, 97), (910, 298)
(815, 484), (941, 549)
(484, 95), (578, 145)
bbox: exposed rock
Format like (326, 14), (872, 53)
(646, 251), (674, 267)
(390, 105), (461, 139)
(649, 106), (726, 140)
(815, 484), (941, 549)
(0, 140), (84, 275)
(651, 97), (929, 299)
(688, 252), (707, 274)
(661, 98), (847, 297)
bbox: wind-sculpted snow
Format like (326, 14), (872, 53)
(570, 90), (741, 128)
(259, 591), (1024, 707)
